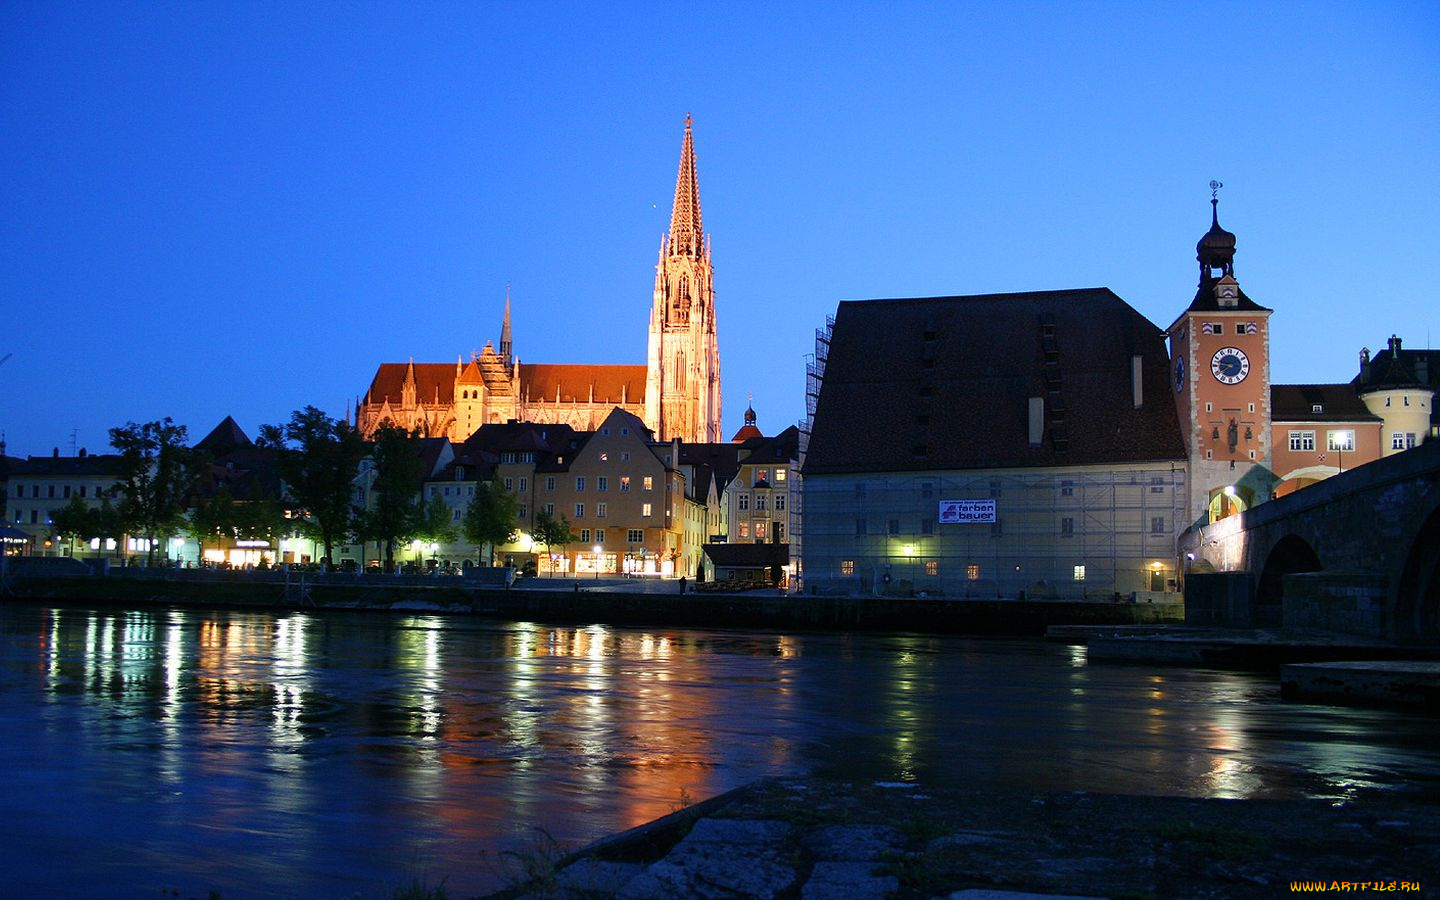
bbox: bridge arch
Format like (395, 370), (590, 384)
(1395, 506), (1440, 641)
(1256, 534), (1322, 621)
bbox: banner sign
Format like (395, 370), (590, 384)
(938, 499), (996, 524)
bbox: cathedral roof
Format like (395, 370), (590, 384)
(519, 363), (646, 405)
(365, 363), (458, 406)
(803, 290), (1186, 476)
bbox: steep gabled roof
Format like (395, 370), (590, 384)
(1271, 384), (1380, 423)
(365, 362), (459, 406)
(804, 290), (1186, 476)
(195, 416), (252, 455)
(519, 363), (646, 406)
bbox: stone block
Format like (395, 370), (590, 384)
(802, 861), (899, 899)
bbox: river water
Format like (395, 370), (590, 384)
(1, 602), (1437, 898)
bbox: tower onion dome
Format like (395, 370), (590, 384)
(730, 402), (762, 443)
(1196, 197), (1236, 280)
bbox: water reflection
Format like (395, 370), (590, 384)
(2, 604), (1438, 898)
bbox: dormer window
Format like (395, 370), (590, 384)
(1312, 404), (1323, 414)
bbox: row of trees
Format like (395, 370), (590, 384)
(47, 407), (584, 572)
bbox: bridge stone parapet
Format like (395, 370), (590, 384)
(1180, 439), (1440, 642)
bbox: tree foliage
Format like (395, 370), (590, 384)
(532, 510), (578, 575)
(462, 480), (519, 565)
(415, 494), (458, 548)
(275, 406), (366, 569)
(355, 422), (426, 572)
(109, 417), (200, 565)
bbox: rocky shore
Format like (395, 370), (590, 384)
(489, 777), (1438, 899)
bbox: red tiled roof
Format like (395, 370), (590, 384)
(365, 363), (459, 406)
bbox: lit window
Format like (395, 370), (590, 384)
(739, 522), (750, 538)
(966, 564), (980, 580)
(643, 476), (653, 491)
(599, 451), (608, 461)
(642, 503), (652, 517)
(924, 560), (938, 576)
(840, 560), (855, 575)
(620, 477), (631, 492)
(756, 522), (767, 540)
(1327, 430), (1355, 452)
(755, 469), (768, 484)
(1073, 565), (1086, 581)
(775, 469), (787, 482)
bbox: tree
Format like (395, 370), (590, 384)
(532, 510), (578, 576)
(462, 480), (519, 566)
(109, 418), (200, 565)
(187, 486), (236, 563)
(356, 422), (425, 572)
(414, 494), (458, 563)
(276, 407), (367, 569)
(49, 496), (95, 556)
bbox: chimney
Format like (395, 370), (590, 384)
(53, 447), (59, 458)
(1359, 347), (1371, 384)
(79, 448), (87, 458)
(1417, 355), (1430, 384)
(1132, 355), (1144, 409)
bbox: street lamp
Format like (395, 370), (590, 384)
(593, 545), (602, 579)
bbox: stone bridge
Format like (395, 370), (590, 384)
(1180, 438), (1440, 642)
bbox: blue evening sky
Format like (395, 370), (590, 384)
(2, 2), (1437, 458)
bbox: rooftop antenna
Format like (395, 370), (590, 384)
(69, 429), (78, 456)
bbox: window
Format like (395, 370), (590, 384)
(580, 529), (590, 543)
(1073, 565), (1086, 581)
(840, 560), (855, 576)
(620, 476), (631, 492)
(598, 451), (608, 461)
(1327, 430), (1355, 452)
(643, 476), (653, 491)
(1289, 431), (1316, 452)
(574, 503), (584, 518)
(641, 503), (652, 517)
(755, 468), (768, 484)
(925, 561), (939, 576)
(738, 494), (750, 511)
(597, 476), (607, 492)
(79, 486), (87, 498)
(1060, 480), (1074, 497)
(755, 522), (767, 541)
(755, 494), (767, 511)
(1406, 433), (1418, 449)
(774, 494), (785, 511)
(546, 477), (555, 491)
(544, 503), (554, 516)
(966, 564), (980, 581)
(775, 469), (786, 482)
(1060, 517), (1075, 536)
(518, 477), (527, 492)
(453, 509), (462, 522)
(518, 504), (527, 518)
(888, 519), (900, 535)
(576, 477), (585, 492)
(627, 529), (644, 543)
(47, 485), (55, 498)
(595, 529), (605, 543)
(1151, 516), (1166, 534)
(63, 485), (71, 499)
(596, 502), (607, 518)
(855, 519), (867, 536)
(1393, 433), (1407, 450)
(738, 522), (750, 539)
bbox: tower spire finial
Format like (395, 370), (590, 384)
(668, 114), (703, 257)
(500, 283), (513, 366)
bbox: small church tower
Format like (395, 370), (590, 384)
(1167, 184), (1274, 526)
(646, 115), (722, 443)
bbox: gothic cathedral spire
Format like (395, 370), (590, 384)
(646, 115), (722, 443)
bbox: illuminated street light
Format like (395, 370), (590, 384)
(593, 545), (602, 579)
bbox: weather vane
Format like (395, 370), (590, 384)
(1209, 179), (1223, 199)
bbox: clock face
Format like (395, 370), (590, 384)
(1210, 347), (1250, 385)
(1174, 357), (1185, 392)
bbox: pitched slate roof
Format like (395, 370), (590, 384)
(519, 364), (646, 405)
(195, 416), (252, 455)
(803, 289), (1186, 476)
(1270, 384), (1380, 423)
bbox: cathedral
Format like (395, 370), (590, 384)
(355, 117), (722, 444)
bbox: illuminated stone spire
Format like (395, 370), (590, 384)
(668, 114), (703, 257)
(500, 285), (513, 368)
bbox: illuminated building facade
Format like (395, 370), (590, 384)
(356, 117), (721, 445)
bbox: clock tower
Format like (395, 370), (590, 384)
(1167, 189), (1274, 526)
